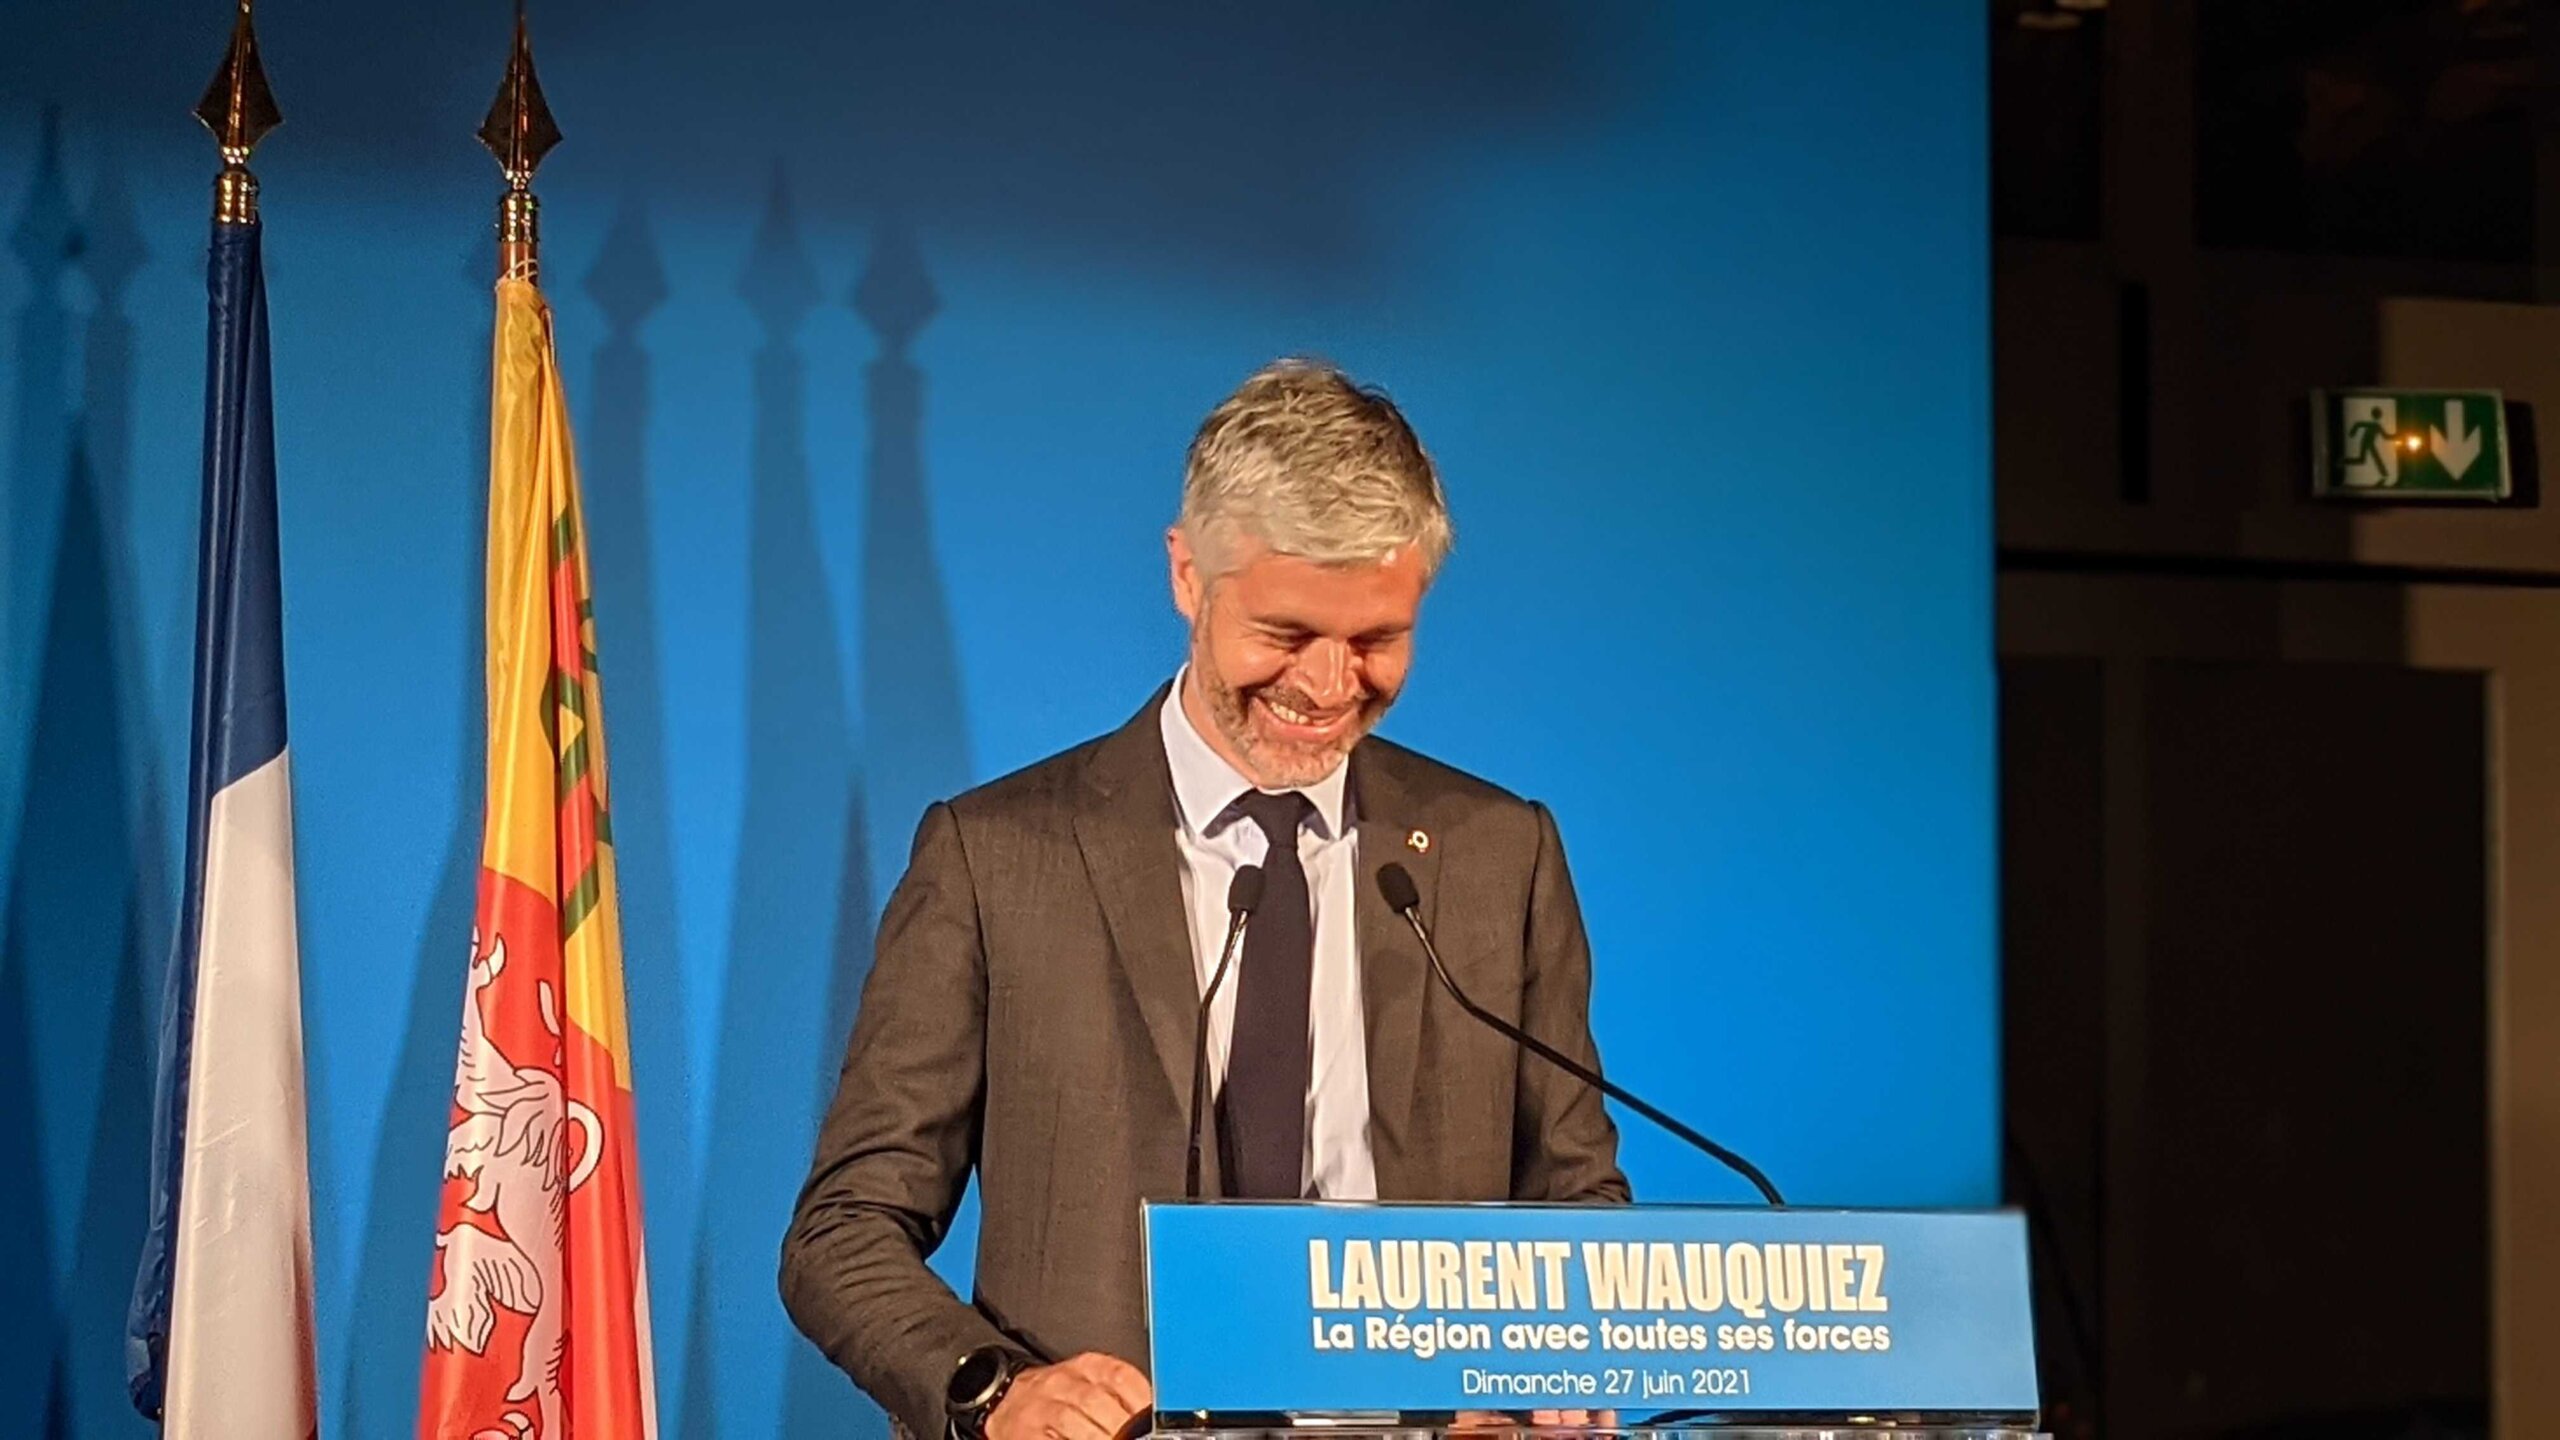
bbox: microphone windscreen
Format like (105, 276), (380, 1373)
(1227, 863), (1266, 914)
(1375, 861), (1422, 914)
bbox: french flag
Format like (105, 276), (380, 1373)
(122, 210), (320, 1436)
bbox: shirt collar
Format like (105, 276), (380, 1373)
(1159, 668), (1349, 842)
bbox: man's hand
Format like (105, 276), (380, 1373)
(987, 1352), (1152, 1440)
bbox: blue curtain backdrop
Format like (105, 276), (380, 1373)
(0, 3), (1991, 1435)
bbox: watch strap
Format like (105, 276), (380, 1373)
(947, 1344), (1028, 1440)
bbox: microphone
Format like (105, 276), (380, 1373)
(1186, 864), (1265, 1199)
(1374, 861), (1786, 1206)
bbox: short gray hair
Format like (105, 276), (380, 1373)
(1177, 359), (1453, 580)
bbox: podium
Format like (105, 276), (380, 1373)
(1162, 1414), (2037, 1424)
(1142, 1204), (2043, 1440)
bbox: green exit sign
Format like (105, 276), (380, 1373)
(2311, 389), (2513, 501)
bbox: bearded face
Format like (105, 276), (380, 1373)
(1169, 535), (1428, 789)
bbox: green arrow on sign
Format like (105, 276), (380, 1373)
(2433, 399), (2483, 479)
(2311, 388), (2513, 500)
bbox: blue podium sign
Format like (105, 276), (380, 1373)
(1143, 1203), (2036, 1419)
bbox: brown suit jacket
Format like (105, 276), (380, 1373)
(779, 690), (1629, 1439)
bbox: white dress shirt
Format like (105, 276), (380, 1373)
(1159, 675), (1377, 1199)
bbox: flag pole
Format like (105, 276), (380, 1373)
(478, 0), (561, 282)
(422, 11), (659, 1433)
(129, 3), (317, 1431)
(194, 0), (280, 224)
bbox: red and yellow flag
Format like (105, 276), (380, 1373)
(419, 276), (658, 1440)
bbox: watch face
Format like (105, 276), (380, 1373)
(950, 1348), (1007, 1409)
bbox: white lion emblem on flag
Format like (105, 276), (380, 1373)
(426, 929), (602, 1440)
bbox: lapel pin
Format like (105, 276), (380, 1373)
(1406, 829), (1430, 855)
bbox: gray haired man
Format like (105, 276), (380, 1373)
(781, 360), (1629, 1440)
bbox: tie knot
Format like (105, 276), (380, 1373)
(1230, 789), (1314, 849)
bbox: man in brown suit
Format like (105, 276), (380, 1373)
(781, 360), (1628, 1440)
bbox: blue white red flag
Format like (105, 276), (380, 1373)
(124, 208), (320, 1439)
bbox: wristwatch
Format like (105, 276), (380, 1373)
(946, 1343), (1027, 1440)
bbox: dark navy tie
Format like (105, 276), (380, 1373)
(1220, 789), (1315, 1198)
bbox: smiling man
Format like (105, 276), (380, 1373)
(781, 360), (1628, 1440)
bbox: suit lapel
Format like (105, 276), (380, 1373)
(1351, 743), (1442, 1198)
(1073, 692), (1201, 1124)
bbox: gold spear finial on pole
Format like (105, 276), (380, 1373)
(478, 0), (562, 282)
(194, 0), (281, 225)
